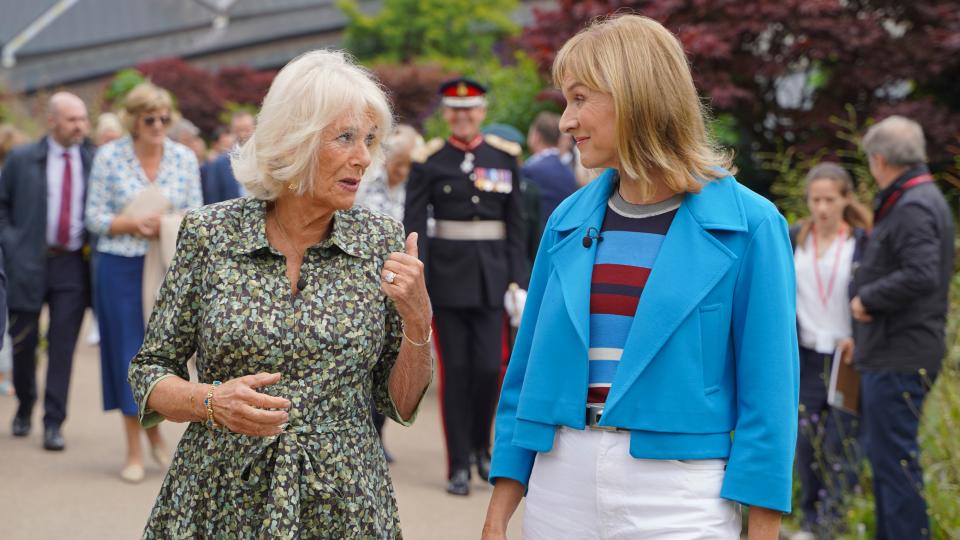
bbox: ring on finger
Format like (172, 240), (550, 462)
(384, 270), (397, 284)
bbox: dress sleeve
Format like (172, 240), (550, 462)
(128, 210), (208, 427)
(370, 218), (427, 426)
(84, 149), (117, 236)
(182, 151), (204, 211)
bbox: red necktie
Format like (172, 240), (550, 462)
(57, 151), (72, 247)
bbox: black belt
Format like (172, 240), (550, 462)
(47, 247), (82, 257)
(585, 405), (628, 432)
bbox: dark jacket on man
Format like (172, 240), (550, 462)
(0, 137), (95, 312)
(200, 153), (243, 205)
(851, 165), (955, 372)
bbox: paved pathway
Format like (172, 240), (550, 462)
(0, 315), (523, 539)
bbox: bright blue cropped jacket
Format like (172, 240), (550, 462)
(489, 169), (800, 512)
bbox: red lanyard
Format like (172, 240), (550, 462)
(811, 224), (847, 308)
(447, 135), (483, 152)
(876, 174), (934, 220)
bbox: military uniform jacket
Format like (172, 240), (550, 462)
(404, 136), (529, 309)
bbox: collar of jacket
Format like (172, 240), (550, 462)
(873, 163), (930, 213)
(542, 168), (747, 407)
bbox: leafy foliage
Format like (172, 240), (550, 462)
(521, 0), (960, 191)
(104, 59), (275, 137)
(419, 52), (558, 141)
(371, 62), (453, 127)
(339, 0), (519, 62)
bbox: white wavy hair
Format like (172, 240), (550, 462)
(232, 50), (394, 200)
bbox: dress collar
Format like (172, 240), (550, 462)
(232, 198), (375, 259)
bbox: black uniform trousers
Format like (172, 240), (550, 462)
(435, 306), (503, 477)
(795, 346), (862, 537)
(861, 368), (938, 540)
(11, 251), (88, 428)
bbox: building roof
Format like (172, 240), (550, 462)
(0, 0), (547, 93)
(0, 0), (371, 92)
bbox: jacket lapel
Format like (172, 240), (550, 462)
(604, 176), (747, 411)
(547, 170), (616, 348)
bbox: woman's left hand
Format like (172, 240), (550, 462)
(381, 232), (432, 331)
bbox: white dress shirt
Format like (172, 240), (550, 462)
(46, 137), (85, 251)
(794, 231), (856, 353)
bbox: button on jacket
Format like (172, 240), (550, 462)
(490, 169), (800, 513)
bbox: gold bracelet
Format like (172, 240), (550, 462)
(401, 322), (432, 347)
(204, 381), (222, 430)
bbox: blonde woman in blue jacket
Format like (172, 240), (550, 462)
(482, 15), (799, 540)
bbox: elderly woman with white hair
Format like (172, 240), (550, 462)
(128, 50), (433, 538)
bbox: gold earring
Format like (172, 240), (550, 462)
(288, 182), (298, 191)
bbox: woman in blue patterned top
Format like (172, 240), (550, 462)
(85, 82), (202, 483)
(483, 15), (799, 540)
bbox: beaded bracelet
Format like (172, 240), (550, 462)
(401, 322), (432, 347)
(204, 380), (222, 430)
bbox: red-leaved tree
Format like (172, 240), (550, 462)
(522, 0), (960, 173)
(137, 59), (224, 136)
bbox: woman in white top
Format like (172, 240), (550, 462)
(86, 82), (202, 483)
(790, 162), (871, 538)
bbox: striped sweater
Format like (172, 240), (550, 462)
(587, 190), (682, 405)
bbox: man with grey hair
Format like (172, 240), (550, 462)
(0, 92), (95, 450)
(850, 115), (954, 539)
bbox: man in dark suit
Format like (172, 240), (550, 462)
(0, 92), (94, 451)
(851, 115), (955, 540)
(199, 111), (253, 205)
(404, 78), (529, 496)
(522, 111), (578, 229)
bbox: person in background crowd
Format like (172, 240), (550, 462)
(482, 122), (542, 265)
(129, 49), (431, 537)
(557, 132), (594, 187)
(851, 115), (955, 540)
(85, 82), (203, 483)
(405, 78), (529, 496)
(523, 111), (578, 228)
(0, 124), (27, 395)
(0, 124), (28, 164)
(483, 15), (798, 539)
(199, 113), (253, 205)
(167, 118), (207, 164)
(207, 125), (235, 161)
(0, 93), (95, 451)
(789, 162), (871, 540)
(228, 110), (255, 146)
(355, 122), (424, 462)
(355, 124), (422, 222)
(94, 113), (124, 147)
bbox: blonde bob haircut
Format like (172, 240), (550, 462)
(553, 14), (731, 199)
(232, 50), (393, 200)
(120, 82), (177, 137)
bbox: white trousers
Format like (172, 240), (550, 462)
(523, 427), (742, 539)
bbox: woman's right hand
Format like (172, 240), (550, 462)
(136, 213), (162, 239)
(210, 372), (291, 437)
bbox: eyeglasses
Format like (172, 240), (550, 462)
(142, 115), (172, 127)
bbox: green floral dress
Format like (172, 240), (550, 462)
(129, 198), (424, 539)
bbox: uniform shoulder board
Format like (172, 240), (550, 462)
(484, 134), (522, 157)
(411, 138), (445, 163)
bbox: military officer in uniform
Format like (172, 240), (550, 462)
(404, 78), (529, 496)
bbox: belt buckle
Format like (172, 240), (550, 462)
(586, 405), (619, 432)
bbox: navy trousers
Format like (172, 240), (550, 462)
(861, 369), (938, 540)
(796, 347), (862, 537)
(434, 307), (503, 477)
(11, 251), (88, 428)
